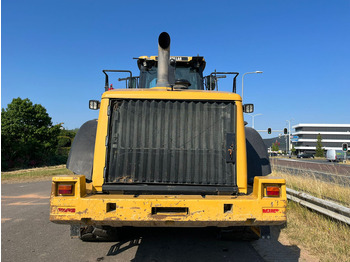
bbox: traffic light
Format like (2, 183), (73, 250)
(284, 128), (288, 135)
(342, 143), (348, 152)
(268, 128), (272, 134)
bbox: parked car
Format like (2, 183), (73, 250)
(297, 153), (314, 159)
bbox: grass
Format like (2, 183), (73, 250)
(338, 161), (350, 166)
(272, 169), (350, 208)
(270, 169), (350, 261)
(283, 202), (350, 262)
(1, 165), (73, 182)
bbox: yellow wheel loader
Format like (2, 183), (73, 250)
(50, 32), (286, 241)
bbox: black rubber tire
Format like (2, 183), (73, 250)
(217, 227), (260, 241)
(80, 226), (119, 242)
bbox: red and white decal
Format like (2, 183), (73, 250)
(262, 208), (279, 213)
(58, 208), (76, 213)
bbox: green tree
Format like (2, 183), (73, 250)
(1, 98), (61, 170)
(56, 128), (77, 161)
(57, 129), (76, 148)
(271, 141), (280, 151)
(315, 133), (324, 157)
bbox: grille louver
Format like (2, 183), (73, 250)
(105, 99), (236, 192)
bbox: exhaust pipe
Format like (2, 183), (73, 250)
(156, 32), (171, 87)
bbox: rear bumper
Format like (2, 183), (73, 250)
(50, 176), (287, 227)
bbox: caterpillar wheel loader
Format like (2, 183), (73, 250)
(50, 32), (286, 241)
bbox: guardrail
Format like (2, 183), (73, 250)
(286, 188), (350, 225)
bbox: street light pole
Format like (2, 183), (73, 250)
(242, 71), (263, 101)
(286, 119), (294, 154)
(246, 113), (262, 129)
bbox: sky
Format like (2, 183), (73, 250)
(2, 0), (350, 138)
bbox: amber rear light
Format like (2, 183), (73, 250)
(265, 186), (280, 197)
(57, 184), (74, 196)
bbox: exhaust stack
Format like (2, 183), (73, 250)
(156, 32), (171, 87)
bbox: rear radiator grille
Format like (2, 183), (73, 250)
(106, 99), (236, 186)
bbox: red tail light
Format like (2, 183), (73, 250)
(58, 184), (74, 195)
(265, 186), (280, 197)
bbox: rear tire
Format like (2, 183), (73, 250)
(80, 226), (119, 242)
(217, 227), (260, 241)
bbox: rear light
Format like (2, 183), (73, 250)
(57, 184), (74, 196)
(265, 186), (280, 197)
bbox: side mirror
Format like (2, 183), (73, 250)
(89, 100), (100, 110)
(243, 104), (254, 113)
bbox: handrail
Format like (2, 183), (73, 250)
(102, 70), (133, 91)
(209, 71), (239, 92)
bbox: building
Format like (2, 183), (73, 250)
(291, 124), (350, 154)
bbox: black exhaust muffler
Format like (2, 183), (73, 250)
(156, 32), (171, 87)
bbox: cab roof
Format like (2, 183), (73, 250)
(137, 56), (206, 70)
(138, 56), (205, 62)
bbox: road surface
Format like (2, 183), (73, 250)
(271, 158), (350, 175)
(2, 180), (302, 262)
(270, 158), (350, 185)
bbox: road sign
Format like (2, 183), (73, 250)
(290, 135), (299, 139)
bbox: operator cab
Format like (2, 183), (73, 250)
(102, 56), (239, 93)
(137, 56), (206, 90)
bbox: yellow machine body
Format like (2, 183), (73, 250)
(50, 88), (287, 227)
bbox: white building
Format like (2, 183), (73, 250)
(291, 124), (350, 153)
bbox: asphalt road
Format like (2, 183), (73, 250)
(2, 180), (301, 262)
(271, 158), (350, 185)
(271, 158), (350, 175)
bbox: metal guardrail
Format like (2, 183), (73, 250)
(286, 187), (350, 225)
